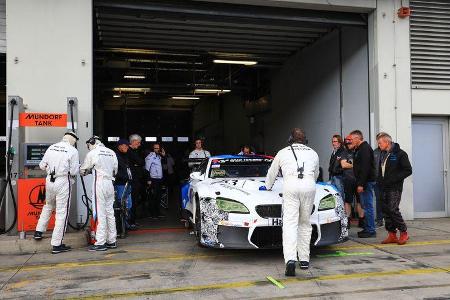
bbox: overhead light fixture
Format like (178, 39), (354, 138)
(113, 94), (121, 98)
(124, 75), (146, 79)
(171, 96), (200, 100)
(194, 89), (231, 94)
(113, 87), (150, 93)
(213, 59), (257, 66)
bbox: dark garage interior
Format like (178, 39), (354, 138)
(93, 0), (369, 161)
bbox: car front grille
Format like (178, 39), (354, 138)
(255, 205), (282, 218)
(250, 226), (282, 248)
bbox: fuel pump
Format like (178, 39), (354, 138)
(1, 96), (91, 236)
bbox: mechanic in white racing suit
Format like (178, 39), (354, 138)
(263, 128), (319, 276)
(80, 136), (119, 251)
(34, 131), (80, 254)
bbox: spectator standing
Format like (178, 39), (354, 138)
(340, 135), (356, 228)
(145, 143), (165, 218)
(376, 132), (412, 245)
(348, 130), (377, 238)
(328, 135), (345, 198)
(373, 142), (384, 227)
(128, 134), (146, 223)
(162, 149), (177, 199)
(114, 139), (134, 230)
(188, 139), (211, 169)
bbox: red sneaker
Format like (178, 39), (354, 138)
(382, 231), (398, 244)
(398, 231), (409, 245)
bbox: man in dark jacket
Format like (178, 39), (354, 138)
(348, 130), (376, 238)
(376, 132), (412, 245)
(115, 139), (133, 230)
(128, 134), (147, 224)
(373, 144), (384, 227)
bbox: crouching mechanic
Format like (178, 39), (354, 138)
(263, 128), (319, 276)
(34, 131), (80, 254)
(80, 136), (119, 251)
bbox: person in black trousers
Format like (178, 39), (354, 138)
(376, 132), (412, 245)
(128, 134), (147, 226)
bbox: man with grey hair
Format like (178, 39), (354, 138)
(348, 130), (376, 238)
(263, 128), (319, 276)
(376, 132), (412, 245)
(127, 134), (146, 227)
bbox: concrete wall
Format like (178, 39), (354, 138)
(0, 0), (5, 54)
(192, 95), (251, 155)
(264, 27), (369, 175)
(7, 0), (93, 224)
(192, 26), (370, 179)
(412, 90), (450, 115)
(222, 95), (251, 154)
(194, 0), (376, 12)
(368, 0), (413, 219)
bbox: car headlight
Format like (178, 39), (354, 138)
(216, 197), (249, 214)
(318, 195), (336, 211)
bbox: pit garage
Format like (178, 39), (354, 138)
(92, 0), (371, 225)
(94, 0), (370, 164)
(5, 1), (450, 299)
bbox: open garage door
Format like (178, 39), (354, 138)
(93, 0), (369, 223)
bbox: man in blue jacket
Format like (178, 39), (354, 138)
(376, 132), (412, 245)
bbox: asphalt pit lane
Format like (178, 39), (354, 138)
(375, 256), (398, 261)
(107, 250), (128, 255)
(120, 274), (152, 281)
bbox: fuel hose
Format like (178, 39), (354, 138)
(0, 99), (18, 234)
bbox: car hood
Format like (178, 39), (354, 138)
(198, 178), (338, 206)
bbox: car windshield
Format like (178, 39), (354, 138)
(209, 157), (272, 178)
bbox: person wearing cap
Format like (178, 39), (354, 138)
(262, 128), (319, 276)
(34, 131), (80, 254)
(80, 136), (119, 251)
(115, 139), (133, 229)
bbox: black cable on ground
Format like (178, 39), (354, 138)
(0, 99), (18, 234)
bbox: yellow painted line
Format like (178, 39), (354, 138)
(0, 253), (236, 274)
(125, 248), (185, 256)
(3, 279), (34, 291)
(328, 239), (450, 251)
(1, 239), (450, 274)
(68, 265), (450, 299)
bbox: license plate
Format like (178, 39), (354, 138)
(268, 218), (283, 226)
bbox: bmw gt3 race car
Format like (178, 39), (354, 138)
(181, 155), (348, 249)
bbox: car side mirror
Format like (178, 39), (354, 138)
(190, 171), (204, 181)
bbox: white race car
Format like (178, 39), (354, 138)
(181, 155), (348, 249)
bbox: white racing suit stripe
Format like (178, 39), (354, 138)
(93, 171), (117, 246)
(36, 176), (73, 246)
(282, 177), (316, 263)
